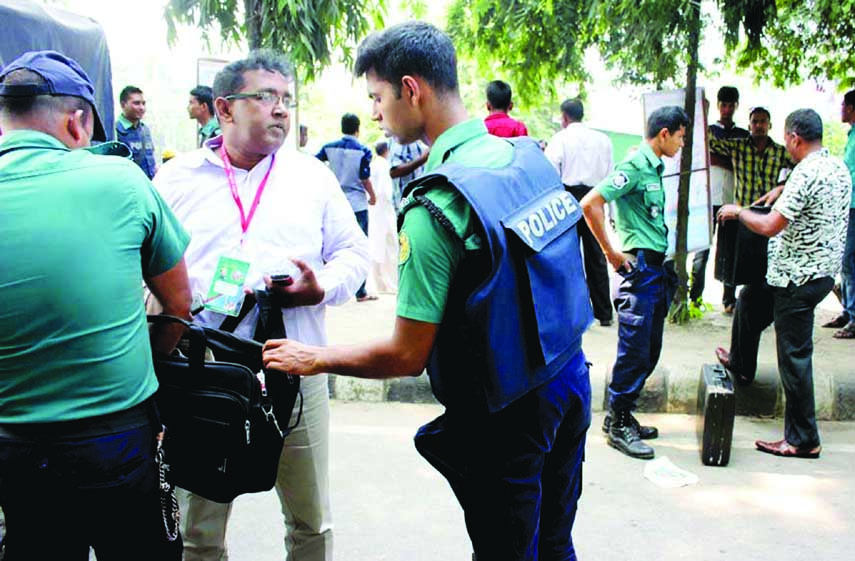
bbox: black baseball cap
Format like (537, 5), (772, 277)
(0, 50), (106, 141)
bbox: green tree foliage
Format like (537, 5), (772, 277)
(588, 0), (697, 89)
(164, 0), (386, 81)
(728, 0), (855, 88)
(449, 0), (855, 95)
(446, 0), (592, 105)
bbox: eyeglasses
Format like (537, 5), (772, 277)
(224, 90), (297, 109)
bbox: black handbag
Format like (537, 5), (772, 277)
(148, 313), (301, 503)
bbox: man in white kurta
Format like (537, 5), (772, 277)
(153, 51), (369, 561)
(367, 141), (399, 293)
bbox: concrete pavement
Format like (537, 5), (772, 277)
(325, 277), (855, 420)
(222, 401), (855, 561)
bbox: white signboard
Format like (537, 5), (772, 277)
(197, 58), (229, 88)
(642, 88), (711, 256)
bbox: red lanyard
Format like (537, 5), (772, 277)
(220, 146), (276, 241)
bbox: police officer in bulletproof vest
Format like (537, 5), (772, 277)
(262, 21), (593, 561)
(116, 84), (157, 178)
(581, 106), (688, 460)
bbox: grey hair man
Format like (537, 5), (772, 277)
(717, 109), (851, 458)
(153, 49), (369, 560)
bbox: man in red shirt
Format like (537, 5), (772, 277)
(484, 80), (528, 138)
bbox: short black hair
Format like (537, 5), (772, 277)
(486, 80), (512, 110)
(213, 49), (294, 100)
(717, 86), (739, 103)
(749, 106), (771, 120)
(0, 68), (91, 121)
(560, 98), (584, 122)
(190, 85), (214, 115)
(646, 106), (689, 139)
(785, 108), (823, 142)
(844, 90), (855, 109)
(341, 113), (360, 135)
(354, 21), (458, 98)
(375, 141), (388, 156)
(119, 85), (142, 104)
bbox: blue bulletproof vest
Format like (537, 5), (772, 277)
(402, 138), (593, 413)
(116, 120), (156, 179)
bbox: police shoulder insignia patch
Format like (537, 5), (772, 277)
(612, 171), (630, 189)
(398, 231), (411, 265)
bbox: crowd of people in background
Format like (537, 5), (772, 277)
(1, 18), (853, 561)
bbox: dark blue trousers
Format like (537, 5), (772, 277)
(609, 251), (677, 412)
(415, 350), (591, 561)
(0, 401), (182, 560)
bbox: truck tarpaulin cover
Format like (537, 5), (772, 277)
(0, 0), (115, 140)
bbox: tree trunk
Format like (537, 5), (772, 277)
(668, 0), (701, 324)
(244, 0), (263, 50)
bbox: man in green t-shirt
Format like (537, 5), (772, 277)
(581, 106), (688, 460)
(263, 22), (592, 560)
(827, 89), (855, 338)
(0, 51), (191, 559)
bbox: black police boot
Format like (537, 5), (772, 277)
(602, 410), (659, 439)
(608, 409), (655, 459)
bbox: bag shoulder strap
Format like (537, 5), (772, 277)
(218, 292), (257, 333)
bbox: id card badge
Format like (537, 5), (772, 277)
(205, 256), (251, 316)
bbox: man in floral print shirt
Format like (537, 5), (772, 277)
(717, 109), (851, 459)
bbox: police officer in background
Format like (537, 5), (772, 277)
(263, 21), (593, 560)
(581, 106), (688, 460)
(116, 84), (157, 178)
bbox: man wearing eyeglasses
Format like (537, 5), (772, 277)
(153, 50), (369, 561)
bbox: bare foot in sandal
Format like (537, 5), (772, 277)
(833, 322), (855, 339)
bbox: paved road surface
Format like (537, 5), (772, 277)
(221, 401), (855, 561)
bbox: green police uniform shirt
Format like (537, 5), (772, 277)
(396, 119), (513, 323)
(199, 116), (222, 147)
(594, 142), (668, 254)
(0, 130), (190, 423)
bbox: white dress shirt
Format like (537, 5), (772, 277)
(545, 122), (613, 187)
(153, 140), (370, 345)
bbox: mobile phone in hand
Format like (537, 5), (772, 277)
(270, 274), (293, 286)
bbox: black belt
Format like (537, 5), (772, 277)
(564, 184), (592, 201)
(0, 398), (156, 440)
(627, 249), (666, 267)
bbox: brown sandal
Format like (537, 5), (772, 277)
(755, 438), (821, 459)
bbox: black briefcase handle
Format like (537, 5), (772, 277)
(148, 314), (303, 433)
(147, 314), (208, 371)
